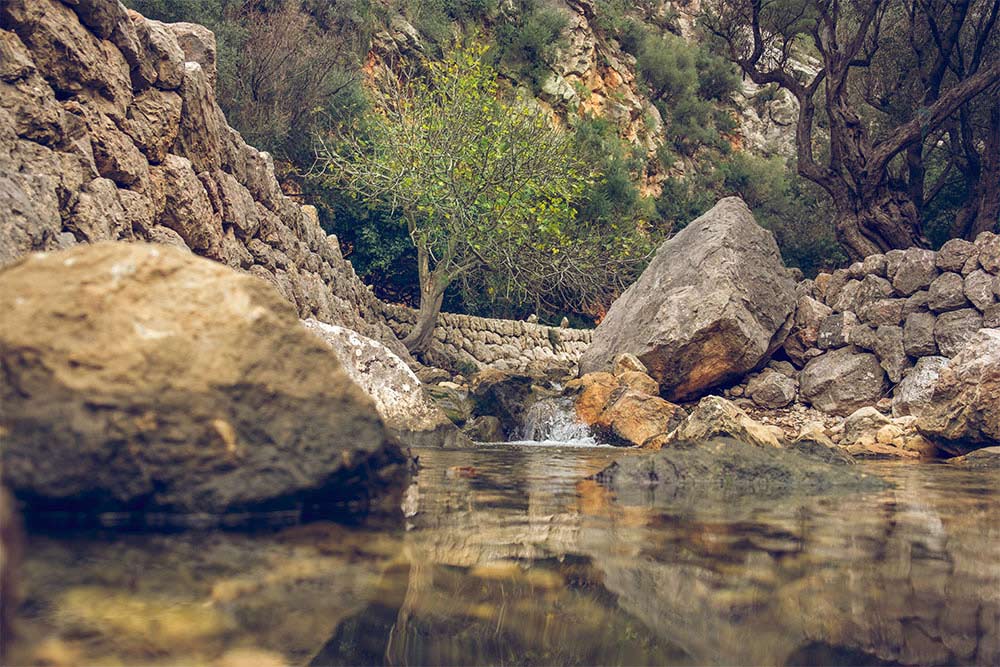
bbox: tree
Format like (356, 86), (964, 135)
(317, 45), (588, 353)
(707, 0), (1000, 259)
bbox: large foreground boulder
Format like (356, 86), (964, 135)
(302, 319), (468, 447)
(579, 198), (796, 401)
(0, 243), (408, 522)
(917, 328), (1000, 455)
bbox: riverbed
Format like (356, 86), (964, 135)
(6, 443), (1000, 666)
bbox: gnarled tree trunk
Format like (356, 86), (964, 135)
(833, 187), (926, 260)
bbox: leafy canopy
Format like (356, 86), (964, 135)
(320, 43), (589, 288)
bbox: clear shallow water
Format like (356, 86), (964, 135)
(7, 444), (1000, 666)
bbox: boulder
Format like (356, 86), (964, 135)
(918, 329), (1000, 454)
(903, 311), (938, 357)
(746, 369), (798, 408)
(425, 383), (473, 426)
(936, 238), (978, 272)
(469, 368), (537, 438)
(891, 248), (938, 296)
(568, 372), (620, 426)
(927, 272), (968, 312)
(302, 319), (466, 448)
(817, 312), (858, 349)
(790, 427), (855, 466)
(892, 356), (950, 417)
(873, 324), (910, 383)
(934, 308), (983, 357)
(612, 352), (647, 376)
(945, 446), (1000, 470)
(800, 347), (888, 415)
(579, 198), (796, 401)
(662, 396), (785, 449)
(975, 231), (1000, 274)
(964, 270), (996, 311)
(593, 438), (887, 506)
(462, 415), (504, 443)
(599, 390), (686, 447)
(0, 243), (408, 521)
(617, 370), (660, 395)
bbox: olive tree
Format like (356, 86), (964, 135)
(706, 0), (1000, 259)
(318, 45), (588, 353)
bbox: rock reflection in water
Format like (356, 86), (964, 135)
(8, 445), (1000, 666)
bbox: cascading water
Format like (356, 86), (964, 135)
(516, 396), (598, 446)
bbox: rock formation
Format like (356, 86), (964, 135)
(579, 197), (797, 401)
(0, 0), (405, 358)
(917, 328), (1000, 454)
(0, 243), (407, 521)
(302, 319), (468, 447)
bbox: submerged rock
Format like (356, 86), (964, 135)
(918, 328), (1000, 455)
(594, 438), (888, 505)
(579, 198), (796, 401)
(302, 319), (467, 448)
(0, 243), (408, 522)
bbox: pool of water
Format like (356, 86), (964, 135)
(6, 443), (1000, 666)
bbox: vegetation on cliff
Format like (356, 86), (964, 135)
(124, 0), (998, 324)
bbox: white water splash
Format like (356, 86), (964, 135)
(516, 397), (599, 446)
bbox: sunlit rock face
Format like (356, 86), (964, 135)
(302, 319), (468, 448)
(580, 198), (796, 401)
(0, 243), (408, 521)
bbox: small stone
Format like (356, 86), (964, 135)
(747, 369), (798, 408)
(817, 312), (858, 349)
(612, 352), (648, 377)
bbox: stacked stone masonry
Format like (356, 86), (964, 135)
(0, 0), (406, 357)
(790, 233), (1000, 415)
(382, 304), (593, 373)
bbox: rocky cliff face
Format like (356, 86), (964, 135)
(0, 0), (407, 358)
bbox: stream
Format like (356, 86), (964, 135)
(7, 435), (1000, 666)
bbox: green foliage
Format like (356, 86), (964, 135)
(492, 1), (568, 94)
(320, 45), (592, 326)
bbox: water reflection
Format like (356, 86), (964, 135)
(8, 445), (1000, 666)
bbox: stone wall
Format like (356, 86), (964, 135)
(383, 304), (593, 373)
(783, 233), (1000, 415)
(0, 0), (407, 358)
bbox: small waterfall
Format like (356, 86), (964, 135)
(517, 397), (597, 445)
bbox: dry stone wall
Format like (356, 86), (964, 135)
(0, 0), (406, 358)
(383, 304), (593, 373)
(787, 232), (1000, 416)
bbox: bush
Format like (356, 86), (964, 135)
(492, 1), (568, 93)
